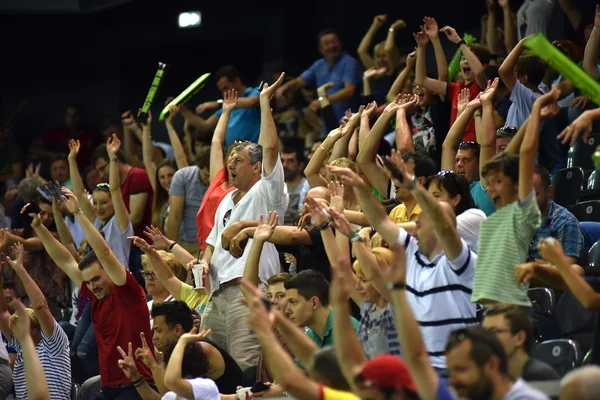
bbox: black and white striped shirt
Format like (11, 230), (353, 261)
(397, 229), (477, 369)
(11, 320), (71, 399)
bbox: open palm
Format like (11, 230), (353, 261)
(254, 212), (279, 242)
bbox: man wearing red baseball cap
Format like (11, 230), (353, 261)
(353, 354), (420, 400)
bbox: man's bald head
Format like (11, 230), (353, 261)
(560, 366), (600, 400)
(306, 186), (331, 203)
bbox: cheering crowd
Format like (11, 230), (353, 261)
(4, 0), (600, 399)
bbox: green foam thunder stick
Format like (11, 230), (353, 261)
(137, 62), (168, 123)
(524, 33), (600, 106)
(159, 73), (211, 121)
(593, 148), (600, 171)
(448, 33), (476, 82)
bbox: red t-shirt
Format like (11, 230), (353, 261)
(121, 167), (154, 237)
(196, 168), (235, 250)
(44, 126), (100, 169)
(447, 81), (481, 142)
(81, 271), (154, 387)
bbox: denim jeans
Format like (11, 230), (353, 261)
(72, 299), (99, 381)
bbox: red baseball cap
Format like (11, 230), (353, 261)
(358, 354), (417, 392)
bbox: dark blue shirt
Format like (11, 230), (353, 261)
(300, 52), (362, 135)
(529, 199), (582, 260)
(215, 86), (261, 147)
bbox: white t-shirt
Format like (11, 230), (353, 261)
(457, 208), (486, 254)
(161, 377), (220, 400)
(206, 157), (289, 296)
(504, 378), (550, 400)
(94, 215), (134, 270)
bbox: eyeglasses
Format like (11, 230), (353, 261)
(460, 56), (467, 62)
(233, 140), (250, 145)
(141, 271), (156, 280)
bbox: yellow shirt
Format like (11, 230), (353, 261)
(320, 386), (360, 400)
(388, 203), (422, 224)
(180, 282), (207, 313)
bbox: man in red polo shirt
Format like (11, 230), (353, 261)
(32, 191), (155, 399)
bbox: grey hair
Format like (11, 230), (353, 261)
(18, 178), (41, 203)
(561, 365), (600, 399)
(232, 142), (262, 165)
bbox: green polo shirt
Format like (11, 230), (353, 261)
(296, 308), (360, 368)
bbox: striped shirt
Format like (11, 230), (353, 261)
(358, 302), (401, 359)
(472, 190), (541, 306)
(11, 320), (71, 399)
(397, 229), (477, 369)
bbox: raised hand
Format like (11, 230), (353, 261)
(134, 332), (158, 370)
(61, 189), (81, 214)
(422, 17), (439, 39)
(327, 208), (355, 236)
(363, 101), (378, 120)
(440, 26), (462, 44)
(384, 94), (403, 113)
(68, 139), (80, 161)
(26, 163), (42, 181)
(328, 180), (345, 212)
(117, 342), (142, 381)
(5, 243), (25, 273)
(534, 84), (561, 108)
(373, 14), (387, 27)
(456, 88), (470, 116)
(383, 150), (414, 188)
(413, 28), (430, 47)
(480, 78), (500, 105)
(537, 237), (567, 268)
(304, 197), (330, 227)
(498, 0), (509, 9)
(143, 226), (172, 251)
(391, 19), (406, 31)
(107, 133), (121, 157)
(222, 89), (239, 112)
(399, 94), (420, 116)
(128, 236), (153, 253)
(325, 166), (366, 187)
(179, 326), (212, 345)
(254, 212), (279, 243)
(317, 81), (334, 98)
(9, 300), (32, 342)
(406, 51), (417, 69)
(165, 105), (180, 125)
(364, 67), (388, 79)
(261, 72), (286, 101)
(466, 93), (482, 112)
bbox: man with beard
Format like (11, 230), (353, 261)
(280, 146), (307, 225)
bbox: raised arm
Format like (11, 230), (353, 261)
(210, 89), (237, 181)
(30, 213), (82, 287)
(519, 86), (560, 202)
(441, 26), (487, 90)
(499, 0), (517, 52)
(272, 305), (319, 368)
(51, 198), (79, 261)
(11, 301), (50, 400)
(241, 212), (279, 300)
(304, 126), (342, 188)
(423, 17), (449, 82)
(358, 15), (387, 69)
(414, 28), (448, 95)
(327, 166), (399, 245)
(396, 96), (419, 154)
(106, 134), (131, 232)
(122, 113), (144, 169)
(357, 97), (401, 196)
(164, 329), (212, 398)
(6, 243), (55, 338)
(243, 280), (321, 400)
(331, 107), (363, 161)
(479, 79), (500, 188)
(140, 112), (158, 192)
(385, 19), (406, 65)
(499, 37), (525, 91)
(441, 96), (481, 171)
(62, 190), (127, 286)
(117, 341), (162, 400)
(388, 52), (416, 99)
(259, 73), (285, 176)
(178, 106), (219, 137)
(164, 107), (190, 169)
(144, 225), (196, 268)
(584, 5), (600, 80)
(385, 244), (440, 400)
(485, 1), (503, 55)
(67, 139), (95, 222)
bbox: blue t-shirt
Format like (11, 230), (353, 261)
(215, 86), (261, 147)
(169, 166), (208, 242)
(470, 181), (495, 217)
(436, 379), (455, 400)
(300, 52), (362, 134)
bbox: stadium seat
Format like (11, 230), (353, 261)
(569, 201), (600, 222)
(567, 133), (600, 171)
(528, 288), (556, 316)
(551, 167), (585, 208)
(531, 339), (582, 377)
(589, 241), (600, 268)
(71, 383), (81, 400)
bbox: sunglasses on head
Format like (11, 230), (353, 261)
(95, 183), (110, 190)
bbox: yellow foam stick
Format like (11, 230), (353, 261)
(159, 73), (211, 121)
(524, 33), (600, 105)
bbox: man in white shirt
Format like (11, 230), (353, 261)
(198, 73), (289, 370)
